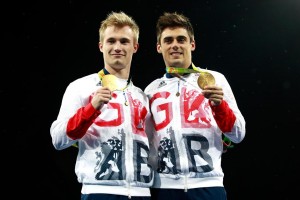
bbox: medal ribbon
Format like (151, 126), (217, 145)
(98, 68), (109, 80)
(166, 63), (206, 74)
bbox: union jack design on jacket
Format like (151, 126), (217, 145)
(144, 66), (246, 190)
(50, 72), (154, 197)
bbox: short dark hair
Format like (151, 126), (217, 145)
(156, 12), (194, 44)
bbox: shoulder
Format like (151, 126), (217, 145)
(128, 82), (150, 102)
(70, 73), (98, 84)
(144, 76), (166, 94)
(130, 82), (143, 93)
(129, 81), (147, 94)
(67, 73), (99, 89)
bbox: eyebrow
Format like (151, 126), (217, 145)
(163, 35), (187, 40)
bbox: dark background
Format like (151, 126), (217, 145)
(2, 0), (299, 199)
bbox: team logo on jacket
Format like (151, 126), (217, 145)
(94, 135), (123, 180)
(158, 81), (166, 88)
(93, 129), (152, 183)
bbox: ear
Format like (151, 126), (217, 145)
(133, 43), (139, 53)
(99, 42), (103, 52)
(157, 43), (162, 53)
(191, 40), (196, 51)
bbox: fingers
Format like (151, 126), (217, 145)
(209, 95), (223, 106)
(202, 86), (223, 106)
(91, 87), (112, 109)
(203, 85), (222, 92)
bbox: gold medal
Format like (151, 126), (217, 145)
(197, 72), (215, 89)
(124, 101), (129, 106)
(176, 92), (180, 96)
(101, 74), (119, 91)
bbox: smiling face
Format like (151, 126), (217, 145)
(99, 25), (138, 73)
(157, 27), (195, 69)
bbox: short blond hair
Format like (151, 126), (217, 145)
(99, 11), (139, 44)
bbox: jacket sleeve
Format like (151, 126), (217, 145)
(66, 103), (100, 140)
(211, 73), (246, 144)
(50, 82), (100, 150)
(210, 100), (236, 133)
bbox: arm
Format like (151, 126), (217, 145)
(202, 73), (246, 143)
(50, 81), (109, 150)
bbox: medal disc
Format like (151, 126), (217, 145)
(101, 74), (119, 91)
(197, 72), (215, 89)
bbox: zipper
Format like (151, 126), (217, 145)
(127, 183), (132, 199)
(125, 92), (132, 199)
(184, 175), (188, 192)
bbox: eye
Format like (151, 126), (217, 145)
(120, 38), (130, 44)
(177, 36), (186, 43)
(163, 37), (173, 44)
(107, 39), (115, 44)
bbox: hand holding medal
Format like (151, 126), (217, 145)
(198, 72), (223, 106)
(101, 74), (129, 106)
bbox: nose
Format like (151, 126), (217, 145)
(113, 41), (122, 51)
(171, 42), (179, 50)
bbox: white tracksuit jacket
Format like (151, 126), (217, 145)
(50, 73), (154, 197)
(144, 67), (246, 190)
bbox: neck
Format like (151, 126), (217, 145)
(104, 65), (130, 80)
